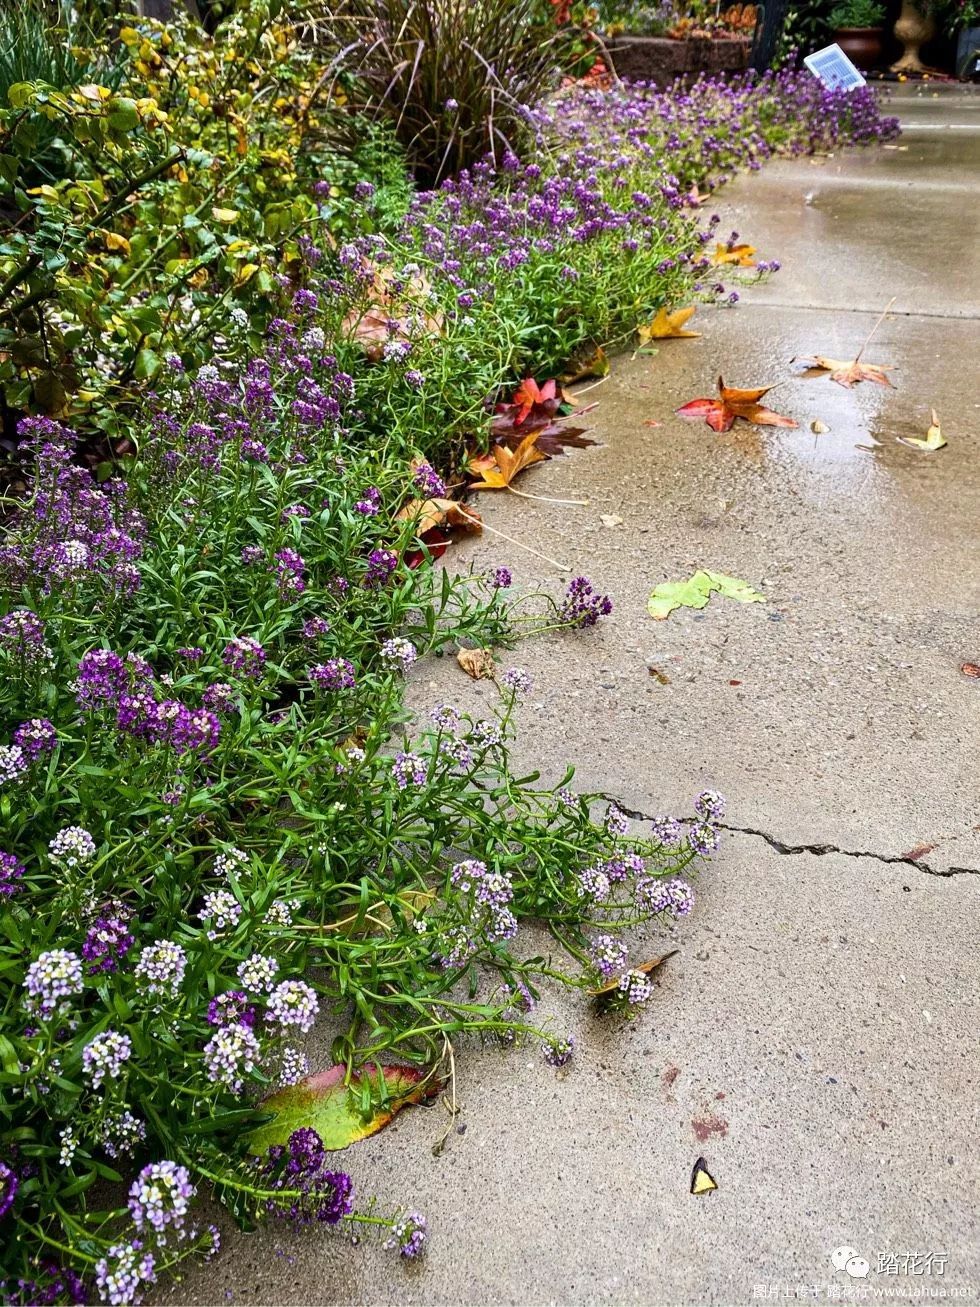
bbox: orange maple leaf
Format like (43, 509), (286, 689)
(638, 305), (701, 344)
(711, 242), (757, 268)
(676, 376), (798, 433)
(467, 430), (548, 489)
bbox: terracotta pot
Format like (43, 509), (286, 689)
(891, 0), (937, 74)
(833, 26), (884, 70)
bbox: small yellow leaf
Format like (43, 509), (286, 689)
(105, 232), (131, 255)
(212, 207), (240, 223)
(897, 409), (947, 452)
(638, 305), (701, 343)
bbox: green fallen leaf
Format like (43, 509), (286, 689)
(647, 570), (765, 621)
(245, 1062), (436, 1155)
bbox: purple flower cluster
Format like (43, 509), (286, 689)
(24, 949), (84, 1018)
(384, 1209), (427, 1259)
(392, 750), (426, 789)
(82, 913), (134, 974)
(0, 609), (52, 666)
(7, 417), (145, 596)
(637, 875), (695, 918)
(76, 649), (221, 755)
(12, 718), (57, 761)
(128, 1160), (194, 1233)
(308, 657), (356, 691)
(0, 851), (25, 898)
(259, 1128), (354, 1227)
(412, 461), (446, 498)
(206, 990), (257, 1029)
(82, 1029), (132, 1088)
(222, 635), (266, 679)
(559, 576), (613, 629)
(363, 547), (398, 588)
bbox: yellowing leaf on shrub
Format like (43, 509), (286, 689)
(647, 570), (765, 620)
(104, 232), (131, 255)
(898, 409), (947, 451)
(235, 262), (260, 286)
(212, 207), (240, 223)
(711, 242), (757, 267)
(246, 1063), (437, 1156)
(638, 305), (701, 344)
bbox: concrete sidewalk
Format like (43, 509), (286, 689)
(168, 85), (980, 1307)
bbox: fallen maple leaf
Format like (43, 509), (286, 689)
(676, 376), (797, 433)
(897, 409), (946, 451)
(395, 496), (482, 536)
(638, 305), (701, 344)
(457, 647), (495, 679)
(799, 296), (896, 389)
(711, 242), (757, 267)
(801, 355), (895, 389)
(560, 344), (610, 383)
(467, 429), (548, 489)
(492, 377), (598, 456)
(647, 570), (765, 621)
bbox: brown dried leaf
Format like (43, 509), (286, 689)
(457, 647), (495, 680)
(801, 355), (895, 389)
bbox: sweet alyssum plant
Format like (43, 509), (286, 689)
(0, 296), (723, 1301)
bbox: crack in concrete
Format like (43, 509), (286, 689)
(604, 799), (980, 879)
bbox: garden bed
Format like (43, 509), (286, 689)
(0, 3), (900, 1299)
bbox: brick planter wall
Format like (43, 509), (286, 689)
(603, 35), (753, 85)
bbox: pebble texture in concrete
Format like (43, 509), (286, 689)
(164, 85), (980, 1307)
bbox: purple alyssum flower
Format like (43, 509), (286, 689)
(392, 751), (426, 789)
(308, 658), (356, 691)
(543, 1035), (575, 1068)
(82, 914), (134, 974)
(24, 948), (84, 1018)
(0, 851), (25, 898)
(12, 718), (56, 761)
(128, 1160), (194, 1233)
(0, 1159), (18, 1219)
(82, 1029), (132, 1088)
(266, 979), (319, 1033)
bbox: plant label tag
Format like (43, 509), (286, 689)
(803, 43), (867, 91)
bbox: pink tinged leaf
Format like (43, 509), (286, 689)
(245, 1062), (438, 1155)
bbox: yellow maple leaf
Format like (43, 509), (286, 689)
(467, 430), (547, 490)
(638, 305), (701, 344)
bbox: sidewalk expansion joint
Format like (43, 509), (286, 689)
(602, 798), (980, 879)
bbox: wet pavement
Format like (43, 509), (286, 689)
(167, 85), (980, 1307)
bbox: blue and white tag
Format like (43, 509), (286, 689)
(803, 43), (867, 91)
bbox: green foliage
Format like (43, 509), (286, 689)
(305, 0), (566, 186)
(0, 3), (344, 429)
(828, 0), (886, 27)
